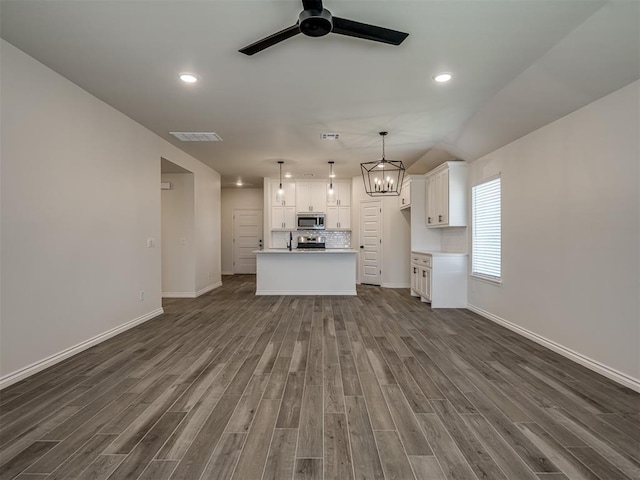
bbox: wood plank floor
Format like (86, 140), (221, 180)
(1, 275), (638, 480)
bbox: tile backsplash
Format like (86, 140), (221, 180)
(272, 230), (351, 249)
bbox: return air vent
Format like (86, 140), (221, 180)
(169, 132), (222, 142)
(322, 133), (340, 140)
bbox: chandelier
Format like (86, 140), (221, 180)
(360, 132), (405, 197)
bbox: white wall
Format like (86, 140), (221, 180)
(161, 173), (195, 296)
(468, 81), (639, 388)
(195, 171), (221, 294)
(221, 188), (264, 274)
(0, 40), (221, 384)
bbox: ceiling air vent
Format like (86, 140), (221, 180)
(170, 132), (222, 142)
(322, 133), (340, 140)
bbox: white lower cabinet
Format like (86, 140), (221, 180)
(410, 251), (467, 308)
(411, 253), (431, 302)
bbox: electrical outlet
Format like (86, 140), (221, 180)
(147, 237), (156, 248)
(139, 290), (145, 301)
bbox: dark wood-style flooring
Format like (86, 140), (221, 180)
(1, 275), (638, 480)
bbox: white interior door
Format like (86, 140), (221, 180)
(359, 200), (382, 285)
(233, 209), (263, 274)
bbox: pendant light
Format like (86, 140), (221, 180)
(360, 132), (405, 197)
(328, 161), (335, 194)
(277, 160), (284, 195)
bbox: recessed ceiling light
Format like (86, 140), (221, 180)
(284, 173), (292, 178)
(236, 181), (243, 186)
(433, 72), (453, 83)
(179, 73), (199, 83)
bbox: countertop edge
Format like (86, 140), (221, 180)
(255, 249), (357, 254)
(411, 250), (468, 257)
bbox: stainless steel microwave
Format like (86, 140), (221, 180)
(297, 213), (325, 230)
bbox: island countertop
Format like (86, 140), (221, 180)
(255, 248), (357, 254)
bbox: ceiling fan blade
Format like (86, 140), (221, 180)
(332, 17), (408, 45)
(239, 24), (300, 56)
(302, 0), (323, 12)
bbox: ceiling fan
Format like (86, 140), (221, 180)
(239, 0), (409, 56)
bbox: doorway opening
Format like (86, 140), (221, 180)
(160, 158), (195, 297)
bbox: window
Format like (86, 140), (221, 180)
(472, 175), (501, 283)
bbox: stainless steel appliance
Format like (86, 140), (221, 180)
(296, 213), (325, 230)
(296, 235), (326, 249)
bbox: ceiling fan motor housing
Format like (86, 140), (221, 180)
(299, 9), (333, 37)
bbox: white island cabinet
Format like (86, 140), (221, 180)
(255, 249), (357, 295)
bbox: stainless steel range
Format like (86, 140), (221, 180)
(296, 235), (326, 249)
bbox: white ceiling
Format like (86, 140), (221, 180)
(1, 1), (638, 187)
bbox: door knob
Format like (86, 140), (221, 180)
(360, 246), (364, 249)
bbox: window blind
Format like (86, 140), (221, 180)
(472, 176), (501, 281)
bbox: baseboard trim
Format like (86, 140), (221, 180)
(0, 308), (164, 390)
(162, 292), (196, 298)
(196, 281), (222, 297)
(221, 271), (234, 276)
(467, 304), (640, 393)
(382, 283), (411, 288)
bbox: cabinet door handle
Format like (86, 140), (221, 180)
(423, 271), (426, 278)
(413, 267), (416, 273)
(439, 215), (443, 222)
(427, 217), (432, 224)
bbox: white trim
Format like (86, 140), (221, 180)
(467, 304), (640, 393)
(196, 281), (222, 297)
(0, 308), (164, 390)
(382, 282), (411, 288)
(221, 271), (234, 276)
(162, 292), (196, 298)
(256, 289), (357, 296)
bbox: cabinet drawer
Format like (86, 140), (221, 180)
(411, 253), (431, 267)
(420, 256), (432, 267)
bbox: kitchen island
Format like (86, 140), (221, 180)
(254, 249), (357, 295)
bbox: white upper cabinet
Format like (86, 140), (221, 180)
(425, 162), (467, 227)
(399, 177), (411, 209)
(296, 182), (327, 213)
(271, 180), (296, 206)
(326, 181), (351, 206)
(271, 206), (296, 230)
(326, 206), (351, 230)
